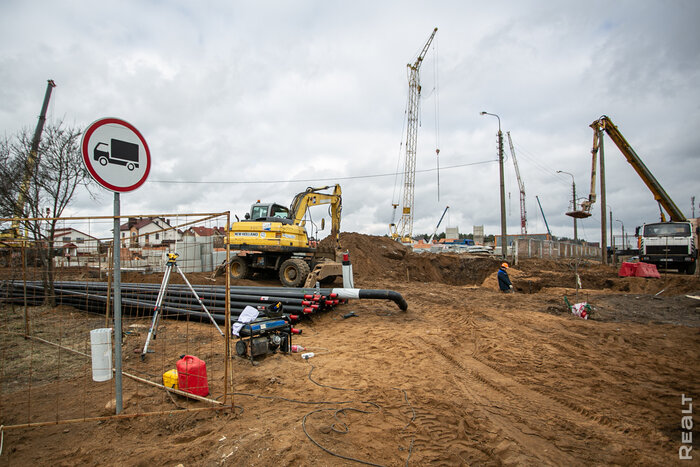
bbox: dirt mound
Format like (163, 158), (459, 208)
(335, 232), (500, 286)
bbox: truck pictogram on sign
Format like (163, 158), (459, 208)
(94, 139), (140, 171)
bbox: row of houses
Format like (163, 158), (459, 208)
(53, 217), (226, 257)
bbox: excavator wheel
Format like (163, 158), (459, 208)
(230, 257), (252, 280)
(279, 258), (311, 288)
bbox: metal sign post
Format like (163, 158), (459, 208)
(113, 193), (123, 413)
(81, 117), (151, 415)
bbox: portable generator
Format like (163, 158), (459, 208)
(235, 318), (301, 363)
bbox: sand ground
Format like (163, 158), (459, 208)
(0, 233), (699, 466)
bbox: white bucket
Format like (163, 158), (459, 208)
(90, 328), (113, 382)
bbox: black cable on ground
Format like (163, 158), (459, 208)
(233, 392), (354, 405)
(307, 363), (361, 392)
(302, 403), (385, 467)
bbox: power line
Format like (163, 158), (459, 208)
(512, 141), (572, 189)
(150, 159), (496, 185)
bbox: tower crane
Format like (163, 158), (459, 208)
(390, 27), (438, 243)
(506, 131), (527, 234)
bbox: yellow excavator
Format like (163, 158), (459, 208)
(225, 185), (343, 287)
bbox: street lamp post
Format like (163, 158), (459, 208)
(615, 219), (625, 251)
(480, 111), (507, 259)
(557, 170), (578, 241)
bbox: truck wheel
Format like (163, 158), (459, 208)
(127, 163), (135, 171)
(279, 258), (310, 287)
(686, 261), (697, 275)
(98, 157), (108, 166)
(230, 257), (252, 280)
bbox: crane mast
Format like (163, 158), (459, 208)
(391, 27), (437, 243)
(506, 131), (527, 234)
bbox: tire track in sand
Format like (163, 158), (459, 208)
(418, 335), (652, 465)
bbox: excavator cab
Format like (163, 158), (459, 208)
(246, 203), (293, 224)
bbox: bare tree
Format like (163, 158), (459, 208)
(0, 121), (99, 303)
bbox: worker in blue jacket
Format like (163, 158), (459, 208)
(497, 262), (514, 292)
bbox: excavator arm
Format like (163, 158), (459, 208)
(289, 185), (342, 249)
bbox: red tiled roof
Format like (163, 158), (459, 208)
(186, 226), (224, 237)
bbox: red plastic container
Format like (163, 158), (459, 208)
(176, 355), (209, 396)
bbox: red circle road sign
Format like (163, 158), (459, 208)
(81, 117), (151, 192)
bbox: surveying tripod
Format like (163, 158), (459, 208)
(141, 252), (224, 360)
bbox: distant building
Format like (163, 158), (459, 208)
(473, 225), (484, 245)
(445, 227), (459, 240)
(183, 226), (226, 247)
(119, 217), (181, 248)
(53, 228), (101, 256)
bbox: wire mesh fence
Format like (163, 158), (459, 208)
(0, 212), (234, 430)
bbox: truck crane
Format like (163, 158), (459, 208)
(578, 115), (696, 274)
(390, 27), (438, 244)
(507, 132), (527, 234)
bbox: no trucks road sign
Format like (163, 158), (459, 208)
(81, 117), (151, 192)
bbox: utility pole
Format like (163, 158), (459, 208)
(609, 210), (613, 252)
(557, 170), (577, 241)
(599, 128), (607, 264)
(481, 111), (507, 258)
(499, 129), (507, 258)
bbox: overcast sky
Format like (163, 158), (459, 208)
(2, 1), (698, 244)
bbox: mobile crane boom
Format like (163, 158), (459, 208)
(427, 206), (449, 244)
(580, 115), (686, 222)
(536, 195), (552, 238)
(10, 79), (56, 236)
(577, 115), (696, 274)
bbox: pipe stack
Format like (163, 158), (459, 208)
(0, 280), (407, 328)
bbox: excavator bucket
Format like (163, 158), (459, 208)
(303, 261), (342, 288)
